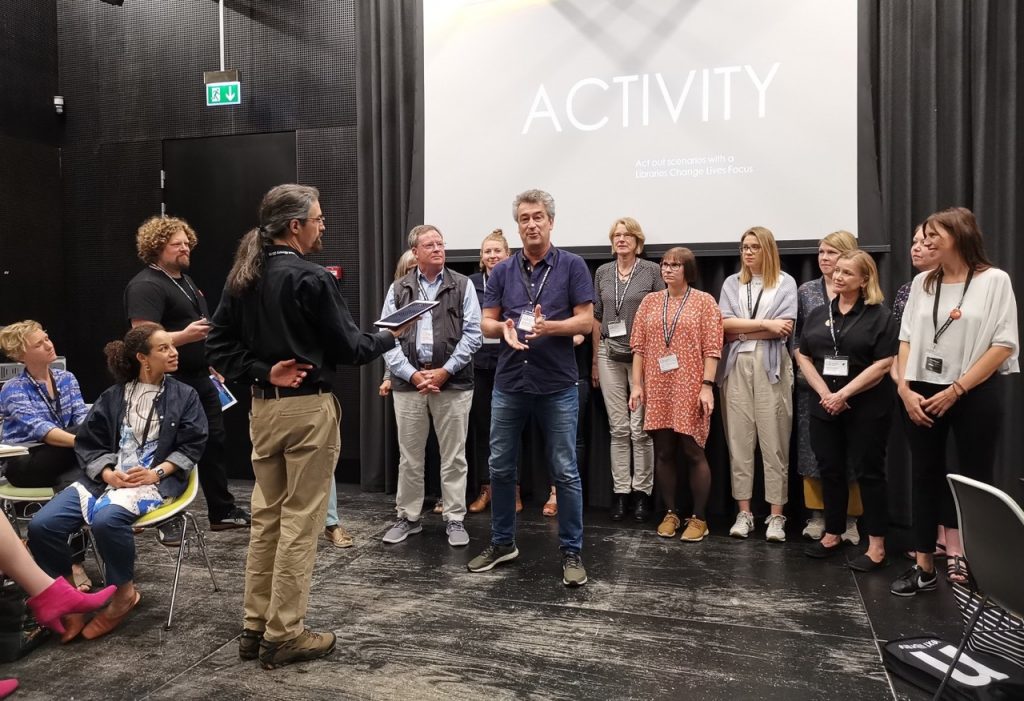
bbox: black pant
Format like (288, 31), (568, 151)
(904, 377), (1002, 552)
(175, 372), (237, 522)
(810, 404), (892, 538)
(468, 366), (496, 485)
(3, 444), (81, 489)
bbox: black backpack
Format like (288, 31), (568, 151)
(883, 636), (1024, 700)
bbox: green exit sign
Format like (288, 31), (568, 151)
(206, 81), (241, 107)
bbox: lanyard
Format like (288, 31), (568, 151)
(150, 265), (201, 314)
(746, 280), (765, 319)
(827, 298), (866, 356)
(662, 288), (692, 348)
(932, 268), (974, 345)
(417, 271), (443, 301)
(266, 250), (297, 258)
(820, 276), (829, 304)
(126, 380), (163, 448)
(482, 272), (489, 292)
(613, 261), (638, 318)
(518, 251), (556, 307)
(28, 371), (65, 428)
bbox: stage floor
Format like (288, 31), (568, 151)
(2, 481), (962, 700)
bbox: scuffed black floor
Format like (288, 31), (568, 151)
(0, 481), (965, 700)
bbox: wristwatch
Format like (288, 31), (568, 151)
(154, 467), (166, 482)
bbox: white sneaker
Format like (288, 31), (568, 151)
(765, 514), (787, 543)
(841, 516), (861, 545)
(802, 512), (825, 540)
(729, 511), (755, 538)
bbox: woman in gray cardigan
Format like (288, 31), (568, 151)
(717, 226), (798, 543)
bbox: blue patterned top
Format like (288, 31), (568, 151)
(0, 368), (89, 444)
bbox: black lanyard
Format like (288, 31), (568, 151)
(151, 265), (201, 315)
(827, 298), (866, 356)
(931, 268), (974, 345)
(519, 251), (556, 307)
(613, 261), (638, 318)
(746, 280), (765, 319)
(28, 371), (65, 428)
(126, 380), (163, 448)
(662, 288), (692, 348)
(418, 271), (443, 301)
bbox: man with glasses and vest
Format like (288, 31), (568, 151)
(379, 225), (482, 548)
(124, 216), (251, 545)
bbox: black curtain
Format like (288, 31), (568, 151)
(355, 0), (424, 491)
(354, 1), (1024, 503)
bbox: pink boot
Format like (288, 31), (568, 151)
(0, 678), (18, 698)
(26, 577), (116, 634)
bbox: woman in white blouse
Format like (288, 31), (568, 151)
(891, 206), (1019, 597)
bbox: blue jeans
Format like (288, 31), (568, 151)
(326, 479), (339, 527)
(28, 485), (137, 586)
(489, 386), (583, 553)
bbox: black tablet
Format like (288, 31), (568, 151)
(374, 300), (440, 328)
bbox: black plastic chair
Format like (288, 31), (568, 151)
(934, 475), (1024, 700)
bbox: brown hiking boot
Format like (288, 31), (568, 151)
(258, 628), (336, 669)
(239, 629), (263, 660)
(468, 485), (491, 513)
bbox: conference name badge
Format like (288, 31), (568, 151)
(608, 320), (628, 338)
(823, 355), (849, 377)
(658, 354), (679, 373)
(925, 354), (944, 374)
(517, 310), (536, 332)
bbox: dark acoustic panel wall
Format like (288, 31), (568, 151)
(0, 1), (65, 352)
(52, 1), (362, 478)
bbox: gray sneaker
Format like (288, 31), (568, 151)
(840, 516), (861, 545)
(765, 514), (787, 543)
(258, 628), (336, 670)
(467, 543), (519, 572)
(445, 520), (470, 547)
(802, 511), (825, 540)
(562, 552), (588, 587)
(382, 518), (422, 544)
(729, 511), (755, 538)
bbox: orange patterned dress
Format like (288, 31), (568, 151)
(630, 288), (723, 446)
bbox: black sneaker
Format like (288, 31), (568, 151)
(157, 520), (183, 547)
(211, 507), (251, 531)
(890, 565), (938, 597)
(239, 628), (264, 660)
(466, 543), (519, 572)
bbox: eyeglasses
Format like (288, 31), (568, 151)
(302, 215), (326, 225)
(417, 242), (445, 251)
(660, 262), (683, 270)
(740, 244), (762, 253)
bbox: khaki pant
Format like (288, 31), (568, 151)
(243, 391), (340, 643)
(393, 388), (473, 521)
(721, 344), (793, 505)
(596, 340), (653, 495)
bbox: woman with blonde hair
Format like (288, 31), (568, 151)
(793, 231), (864, 543)
(796, 251), (898, 570)
(717, 226), (798, 542)
(591, 217), (664, 521)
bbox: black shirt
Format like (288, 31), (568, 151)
(206, 245), (394, 390)
(124, 266), (211, 375)
(798, 297), (898, 419)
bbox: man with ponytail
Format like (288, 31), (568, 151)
(207, 184), (407, 670)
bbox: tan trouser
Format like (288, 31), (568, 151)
(393, 388), (473, 521)
(243, 391), (340, 643)
(721, 344), (793, 505)
(596, 340), (653, 495)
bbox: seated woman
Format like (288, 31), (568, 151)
(0, 321), (94, 591)
(28, 323), (207, 641)
(0, 321), (89, 488)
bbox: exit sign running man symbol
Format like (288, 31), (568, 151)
(206, 81), (241, 107)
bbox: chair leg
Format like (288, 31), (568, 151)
(84, 528), (106, 586)
(186, 512), (219, 592)
(933, 593), (988, 700)
(165, 514), (189, 631)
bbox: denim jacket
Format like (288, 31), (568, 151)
(73, 376), (208, 499)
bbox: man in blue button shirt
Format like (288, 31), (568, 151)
(379, 225), (482, 548)
(467, 189), (595, 586)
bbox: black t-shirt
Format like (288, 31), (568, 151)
(798, 297), (898, 419)
(124, 266), (211, 375)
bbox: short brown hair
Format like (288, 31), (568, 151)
(662, 247), (699, 286)
(136, 216), (198, 265)
(0, 320), (43, 361)
(607, 217), (646, 255)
